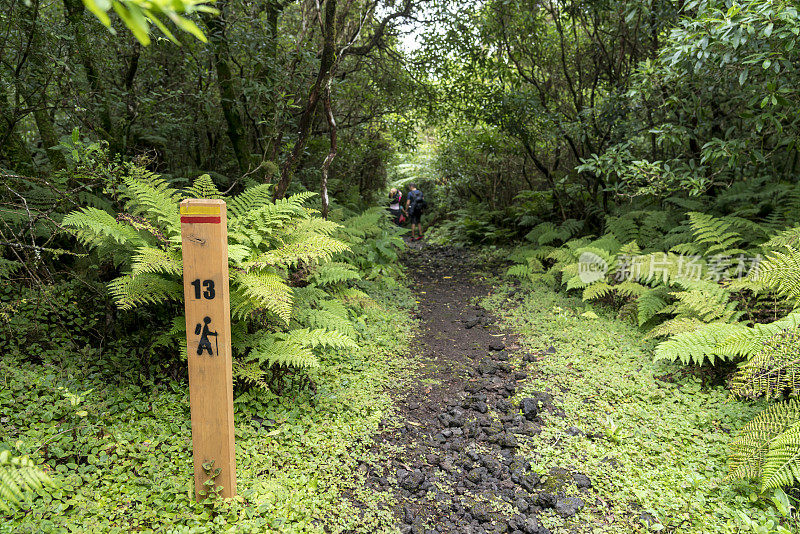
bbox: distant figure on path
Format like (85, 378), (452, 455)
(388, 187), (404, 225)
(406, 183), (425, 241)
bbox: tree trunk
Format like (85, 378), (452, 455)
(204, 4), (255, 176)
(320, 84), (336, 219)
(274, 0), (337, 199)
(32, 107), (66, 170)
(62, 0), (115, 150)
(0, 82), (35, 172)
(16, 0), (67, 170)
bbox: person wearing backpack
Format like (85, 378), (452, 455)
(388, 188), (405, 225)
(405, 183), (426, 241)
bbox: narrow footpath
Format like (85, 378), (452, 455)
(363, 244), (590, 534)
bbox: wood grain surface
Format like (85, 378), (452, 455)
(180, 199), (237, 499)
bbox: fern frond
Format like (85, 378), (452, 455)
(529, 271), (558, 287)
(764, 226), (800, 249)
(329, 286), (371, 304)
(731, 327), (800, 400)
(583, 282), (613, 301)
(546, 248), (576, 265)
(63, 208), (146, 248)
(311, 262), (361, 286)
(231, 192), (314, 233)
(292, 286), (328, 308)
(669, 280), (743, 323)
(248, 338), (319, 369)
(530, 246), (556, 260)
(564, 237), (593, 252)
(564, 273), (588, 291)
(686, 212), (745, 257)
(643, 317), (705, 339)
(713, 313), (800, 359)
(120, 174), (182, 236)
(232, 360), (270, 388)
(755, 247), (800, 309)
(637, 287), (670, 326)
(337, 208), (386, 240)
(293, 217), (342, 237)
(507, 264), (532, 279)
(629, 252), (685, 285)
(227, 184), (273, 219)
(728, 399), (800, 485)
(654, 322), (750, 365)
(130, 246), (182, 276)
(227, 244), (253, 266)
(303, 309), (358, 340)
(526, 222), (555, 244)
(614, 280), (648, 298)
(185, 174), (223, 200)
(508, 247), (538, 264)
(278, 328), (357, 350)
(107, 273), (183, 310)
(617, 240), (642, 257)
(233, 271), (293, 325)
(245, 234), (350, 269)
(0, 451), (52, 513)
(761, 421), (800, 491)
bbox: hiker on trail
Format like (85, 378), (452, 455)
(405, 183), (425, 240)
(388, 188), (404, 225)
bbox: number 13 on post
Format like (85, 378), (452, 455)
(180, 199), (237, 499)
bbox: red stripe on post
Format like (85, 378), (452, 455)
(181, 216), (221, 224)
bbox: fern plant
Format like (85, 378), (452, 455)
(728, 399), (800, 492)
(64, 172), (360, 388)
(653, 313), (800, 366)
(0, 450), (52, 514)
(732, 327), (800, 400)
(333, 207), (406, 281)
(755, 247), (800, 309)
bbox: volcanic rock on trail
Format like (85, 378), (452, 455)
(359, 244), (586, 533)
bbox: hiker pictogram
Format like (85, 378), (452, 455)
(195, 316), (218, 356)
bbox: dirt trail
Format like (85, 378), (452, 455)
(362, 244), (591, 534)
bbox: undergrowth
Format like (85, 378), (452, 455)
(483, 283), (799, 533)
(0, 278), (413, 533)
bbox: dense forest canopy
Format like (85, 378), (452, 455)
(1, 0), (422, 214)
(3, 0), (800, 531)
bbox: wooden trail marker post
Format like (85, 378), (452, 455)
(180, 199), (237, 499)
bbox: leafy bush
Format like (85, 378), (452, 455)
(63, 171), (362, 388)
(506, 207), (800, 494)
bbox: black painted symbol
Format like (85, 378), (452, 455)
(191, 279), (216, 300)
(195, 316), (218, 356)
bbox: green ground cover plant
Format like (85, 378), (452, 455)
(504, 208), (800, 497)
(0, 278), (413, 533)
(483, 283), (799, 533)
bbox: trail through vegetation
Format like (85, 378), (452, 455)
(365, 244), (562, 533)
(373, 244), (797, 533)
(3, 0), (800, 531)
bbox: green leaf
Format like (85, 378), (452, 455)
(112, 1), (151, 45)
(81, 0), (112, 26)
(171, 15), (207, 43)
(144, 10), (180, 45)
